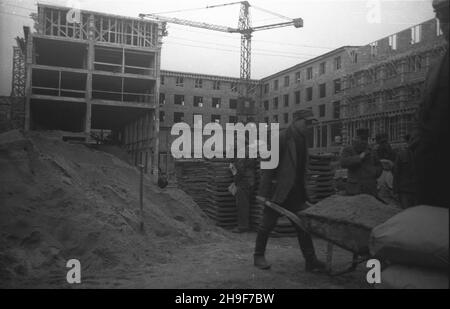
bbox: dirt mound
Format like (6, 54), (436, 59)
(0, 130), (224, 288)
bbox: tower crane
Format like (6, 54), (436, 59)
(140, 1), (303, 120)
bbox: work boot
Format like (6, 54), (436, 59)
(305, 258), (327, 273)
(254, 255), (271, 270)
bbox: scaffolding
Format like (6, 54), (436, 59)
(341, 42), (447, 145)
(11, 47), (26, 97)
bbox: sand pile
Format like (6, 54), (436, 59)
(298, 195), (402, 253)
(302, 194), (401, 228)
(0, 130), (222, 288)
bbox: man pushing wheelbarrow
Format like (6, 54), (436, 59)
(253, 109), (327, 273)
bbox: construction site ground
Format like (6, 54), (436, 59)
(17, 234), (369, 289)
(0, 130), (369, 289)
(102, 234), (369, 289)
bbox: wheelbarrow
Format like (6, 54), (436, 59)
(255, 195), (401, 276)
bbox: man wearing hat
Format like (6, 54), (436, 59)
(409, 0), (449, 208)
(230, 131), (256, 233)
(340, 128), (383, 196)
(254, 109), (326, 272)
(375, 133), (395, 162)
(394, 134), (418, 208)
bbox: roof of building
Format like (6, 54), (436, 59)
(160, 70), (259, 83)
(260, 45), (360, 81)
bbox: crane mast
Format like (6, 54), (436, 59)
(140, 1), (303, 121)
(238, 2), (251, 97)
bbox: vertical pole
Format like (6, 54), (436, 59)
(58, 71), (61, 96)
(326, 242), (333, 273)
(24, 32), (33, 131)
(153, 28), (162, 183)
(166, 130), (170, 181)
(122, 47), (125, 74)
(85, 14), (94, 136)
(121, 77), (124, 102)
(139, 164), (144, 232)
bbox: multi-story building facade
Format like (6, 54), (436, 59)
(258, 46), (360, 153)
(157, 70), (259, 177)
(341, 18), (447, 146)
(25, 4), (164, 174)
(159, 70), (248, 128)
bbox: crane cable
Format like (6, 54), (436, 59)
(151, 6), (210, 15)
(150, 2), (293, 24)
(249, 4), (293, 22)
(151, 1), (243, 15)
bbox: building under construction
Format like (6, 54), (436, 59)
(22, 3), (164, 173)
(341, 18), (447, 146)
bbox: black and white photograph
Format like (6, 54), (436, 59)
(0, 0), (448, 292)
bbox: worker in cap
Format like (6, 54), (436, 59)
(255, 109), (326, 272)
(375, 132), (395, 161)
(340, 128), (382, 196)
(230, 130), (256, 233)
(393, 134), (418, 208)
(409, 0), (449, 208)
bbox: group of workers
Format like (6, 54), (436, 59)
(340, 129), (413, 208)
(228, 0), (448, 272)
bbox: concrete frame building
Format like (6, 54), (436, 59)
(24, 4), (165, 174)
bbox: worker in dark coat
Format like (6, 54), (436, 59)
(393, 134), (418, 208)
(375, 133), (395, 162)
(254, 109), (326, 272)
(409, 0), (449, 208)
(231, 137), (256, 233)
(340, 128), (383, 196)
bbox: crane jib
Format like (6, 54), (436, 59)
(139, 2), (303, 115)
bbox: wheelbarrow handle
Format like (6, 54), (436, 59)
(255, 196), (308, 231)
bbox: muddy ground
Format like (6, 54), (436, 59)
(27, 233), (370, 289)
(128, 233), (370, 289)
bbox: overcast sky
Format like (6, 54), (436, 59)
(0, 0), (436, 95)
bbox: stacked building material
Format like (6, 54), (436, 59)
(204, 159), (237, 228)
(174, 159), (209, 210)
(306, 154), (335, 203)
(250, 160), (262, 230)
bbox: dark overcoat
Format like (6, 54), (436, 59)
(340, 143), (382, 196)
(409, 49), (449, 207)
(258, 127), (308, 212)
